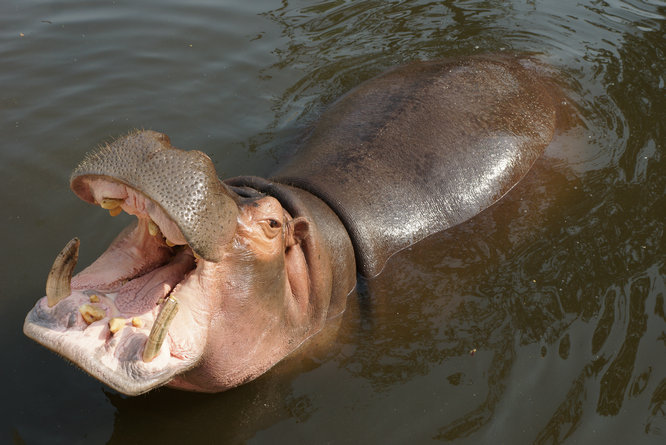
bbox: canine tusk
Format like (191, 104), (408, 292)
(142, 296), (179, 362)
(46, 238), (80, 307)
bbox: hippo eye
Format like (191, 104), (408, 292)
(261, 218), (282, 239)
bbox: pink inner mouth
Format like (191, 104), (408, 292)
(114, 249), (195, 314)
(68, 179), (200, 322)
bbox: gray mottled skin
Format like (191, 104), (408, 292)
(70, 132), (239, 262)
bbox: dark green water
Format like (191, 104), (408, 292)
(2, 0), (664, 443)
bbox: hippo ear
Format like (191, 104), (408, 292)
(285, 217), (310, 248)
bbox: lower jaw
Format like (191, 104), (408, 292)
(23, 288), (198, 395)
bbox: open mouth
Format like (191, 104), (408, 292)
(24, 130), (241, 395)
(24, 179), (209, 395)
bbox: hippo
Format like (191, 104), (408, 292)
(24, 54), (569, 395)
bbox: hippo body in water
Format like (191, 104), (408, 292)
(24, 55), (567, 395)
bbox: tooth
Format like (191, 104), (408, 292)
(89, 294), (100, 303)
(108, 207), (122, 217)
(109, 317), (126, 334)
(165, 239), (176, 247)
(100, 198), (123, 209)
(79, 304), (106, 324)
(46, 238), (80, 307)
(132, 317), (144, 328)
(148, 220), (159, 236)
(143, 296), (178, 362)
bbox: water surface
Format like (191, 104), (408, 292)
(1, 0), (664, 443)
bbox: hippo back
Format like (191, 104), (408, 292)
(273, 55), (560, 277)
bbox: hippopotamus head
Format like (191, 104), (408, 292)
(23, 130), (354, 395)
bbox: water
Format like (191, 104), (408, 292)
(1, 0), (664, 443)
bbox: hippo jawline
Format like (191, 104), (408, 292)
(23, 178), (212, 396)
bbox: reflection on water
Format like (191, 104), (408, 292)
(1, 0), (664, 443)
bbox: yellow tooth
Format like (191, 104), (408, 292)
(143, 297), (179, 362)
(148, 220), (159, 236)
(165, 239), (176, 247)
(132, 317), (144, 328)
(100, 198), (124, 209)
(79, 304), (106, 324)
(109, 207), (122, 217)
(89, 294), (100, 303)
(109, 317), (125, 334)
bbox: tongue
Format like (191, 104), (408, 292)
(116, 249), (195, 314)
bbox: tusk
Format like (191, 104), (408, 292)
(46, 237), (80, 307)
(142, 296), (179, 362)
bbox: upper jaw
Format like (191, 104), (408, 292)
(69, 130), (240, 262)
